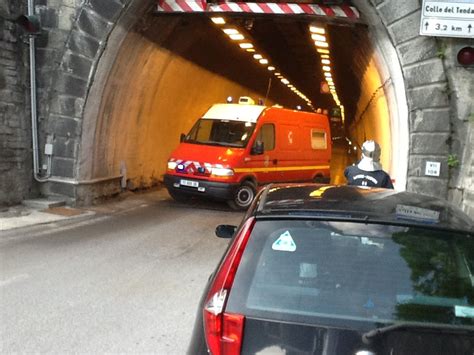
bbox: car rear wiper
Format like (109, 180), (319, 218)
(362, 322), (474, 344)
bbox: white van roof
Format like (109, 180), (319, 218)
(202, 103), (267, 123)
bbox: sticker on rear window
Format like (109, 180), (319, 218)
(455, 305), (474, 318)
(272, 231), (296, 252)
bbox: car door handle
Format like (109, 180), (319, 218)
(273, 159), (278, 165)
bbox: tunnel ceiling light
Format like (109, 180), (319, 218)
(223, 28), (239, 35)
(220, 22), (313, 109)
(311, 34), (326, 42)
(315, 41), (329, 48)
(211, 17), (226, 25)
(239, 42), (253, 49)
(317, 48), (330, 54)
(229, 34), (245, 40)
(320, 54), (330, 59)
(324, 72), (332, 78)
(322, 65), (331, 72)
(321, 59), (331, 65)
(310, 25), (325, 34)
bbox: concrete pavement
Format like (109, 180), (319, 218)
(0, 189), (171, 233)
(0, 202), (95, 232)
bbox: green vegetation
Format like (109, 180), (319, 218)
(447, 154), (460, 169)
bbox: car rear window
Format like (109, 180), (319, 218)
(225, 220), (474, 327)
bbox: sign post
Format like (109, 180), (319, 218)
(420, 0), (474, 38)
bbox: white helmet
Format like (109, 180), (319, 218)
(357, 140), (382, 172)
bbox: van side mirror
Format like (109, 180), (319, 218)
(180, 133), (186, 142)
(251, 140), (264, 155)
(215, 224), (237, 238)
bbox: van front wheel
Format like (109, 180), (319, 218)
(228, 182), (256, 210)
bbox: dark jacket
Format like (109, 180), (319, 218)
(344, 165), (394, 189)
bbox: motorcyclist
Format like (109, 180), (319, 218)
(344, 140), (394, 189)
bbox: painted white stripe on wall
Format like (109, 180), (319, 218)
(189, 1), (204, 11)
(309, 5), (325, 15)
(229, 3), (244, 12)
(170, 2), (185, 11)
(248, 3), (265, 13)
(332, 7), (346, 17)
(268, 3), (285, 14)
(288, 4), (304, 14)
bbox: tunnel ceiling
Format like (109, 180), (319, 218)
(151, 5), (370, 128)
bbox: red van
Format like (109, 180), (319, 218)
(164, 97), (331, 209)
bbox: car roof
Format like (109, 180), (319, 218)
(253, 184), (473, 233)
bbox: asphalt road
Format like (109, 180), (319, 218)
(0, 140), (353, 353)
(0, 191), (244, 354)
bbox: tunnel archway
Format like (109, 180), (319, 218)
(77, 0), (404, 200)
(41, 0), (456, 207)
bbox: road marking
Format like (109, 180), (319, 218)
(0, 273), (30, 287)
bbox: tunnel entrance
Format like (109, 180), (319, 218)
(77, 0), (407, 204)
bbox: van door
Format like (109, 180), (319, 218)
(246, 123), (280, 183)
(277, 123), (304, 182)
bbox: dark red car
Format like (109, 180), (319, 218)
(188, 184), (474, 355)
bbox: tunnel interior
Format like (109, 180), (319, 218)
(79, 8), (393, 191)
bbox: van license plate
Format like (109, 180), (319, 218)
(180, 179), (199, 188)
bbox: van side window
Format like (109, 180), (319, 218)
(257, 124), (275, 151)
(311, 129), (327, 150)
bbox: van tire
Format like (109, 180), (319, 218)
(313, 175), (326, 183)
(228, 181), (256, 210)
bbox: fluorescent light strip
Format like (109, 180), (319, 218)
(311, 34), (326, 42)
(239, 43), (253, 49)
(223, 28), (239, 35)
(211, 17), (226, 25)
(310, 26), (325, 34)
(229, 34), (244, 40)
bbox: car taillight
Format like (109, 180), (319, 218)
(203, 217), (255, 355)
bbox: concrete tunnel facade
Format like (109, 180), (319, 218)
(80, 11), (396, 194)
(1, 0), (472, 216)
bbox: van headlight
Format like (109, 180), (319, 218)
(211, 167), (234, 177)
(167, 161), (177, 170)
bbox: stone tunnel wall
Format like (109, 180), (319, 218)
(0, 0), (472, 216)
(361, 0), (473, 215)
(0, 1), (34, 206)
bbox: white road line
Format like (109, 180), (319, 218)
(0, 273), (30, 287)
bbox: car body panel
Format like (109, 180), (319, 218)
(188, 184), (474, 354)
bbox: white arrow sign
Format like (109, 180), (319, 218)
(420, 1), (474, 38)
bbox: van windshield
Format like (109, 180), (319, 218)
(183, 118), (256, 148)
